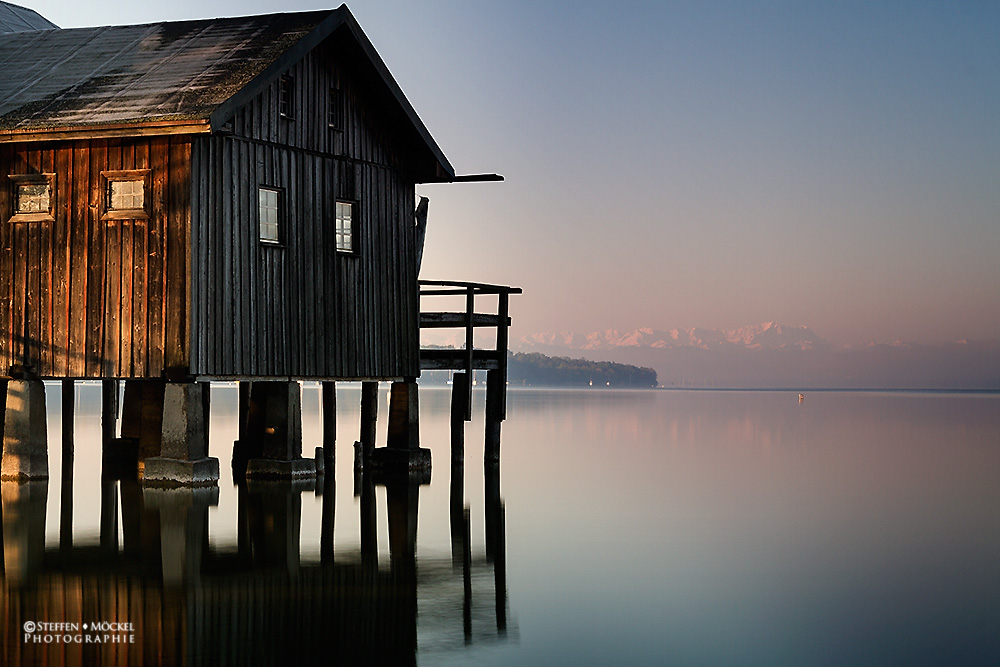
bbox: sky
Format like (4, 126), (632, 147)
(27, 0), (1000, 346)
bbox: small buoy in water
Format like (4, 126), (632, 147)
(798, 393), (804, 402)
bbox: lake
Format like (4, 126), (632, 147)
(3, 385), (999, 665)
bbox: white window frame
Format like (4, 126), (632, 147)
(335, 200), (354, 253)
(259, 186), (282, 244)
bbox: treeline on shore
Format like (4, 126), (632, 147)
(419, 350), (657, 388)
(508, 352), (657, 387)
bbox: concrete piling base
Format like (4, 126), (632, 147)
(242, 381), (317, 479)
(141, 382), (219, 486)
(371, 380), (431, 478)
(1, 376), (49, 480)
(143, 456), (221, 486)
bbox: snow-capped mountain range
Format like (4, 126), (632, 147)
(509, 323), (999, 389)
(518, 322), (829, 352)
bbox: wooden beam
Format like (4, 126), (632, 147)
(420, 312), (510, 328)
(450, 174), (504, 182)
(420, 349), (503, 371)
(0, 120), (212, 144)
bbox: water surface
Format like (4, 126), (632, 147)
(3, 386), (998, 665)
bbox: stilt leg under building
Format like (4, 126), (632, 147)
(371, 380), (431, 474)
(143, 381), (220, 486)
(485, 369), (505, 464)
(60, 380), (74, 552)
(322, 381), (336, 468)
(1, 371), (48, 480)
(450, 372), (470, 464)
(360, 381), (378, 461)
(244, 381), (316, 479)
(120, 379), (166, 474)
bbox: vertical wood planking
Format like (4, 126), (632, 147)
(68, 142), (90, 377)
(164, 138), (190, 372)
(0, 145), (10, 370)
(85, 142), (107, 377)
(103, 143), (122, 377)
(135, 144), (150, 376)
(39, 148), (53, 375)
(53, 145), (71, 376)
(147, 137), (167, 375)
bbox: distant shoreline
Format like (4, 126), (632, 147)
(484, 385), (1000, 395)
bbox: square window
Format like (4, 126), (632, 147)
(260, 187), (281, 243)
(335, 200), (353, 252)
(16, 183), (49, 214)
(8, 173), (56, 222)
(108, 179), (144, 211)
(100, 170), (150, 220)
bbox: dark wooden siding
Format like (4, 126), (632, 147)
(0, 137), (191, 378)
(191, 41), (419, 380)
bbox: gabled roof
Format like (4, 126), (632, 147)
(0, 5), (454, 181)
(0, 1), (56, 33)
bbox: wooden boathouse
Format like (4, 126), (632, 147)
(0, 5), (517, 483)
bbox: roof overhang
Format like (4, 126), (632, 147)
(0, 119), (211, 143)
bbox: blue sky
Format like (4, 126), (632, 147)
(28, 0), (1000, 344)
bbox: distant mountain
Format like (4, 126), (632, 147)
(520, 322), (829, 352)
(514, 324), (1000, 390)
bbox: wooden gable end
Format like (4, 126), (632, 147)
(190, 40), (420, 380)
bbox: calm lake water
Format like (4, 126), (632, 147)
(4, 385), (999, 665)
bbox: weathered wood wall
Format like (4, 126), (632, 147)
(0, 137), (191, 378)
(191, 38), (420, 380)
(1, 37), (423, 381)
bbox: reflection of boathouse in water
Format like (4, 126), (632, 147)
(1, 451), (511, 664)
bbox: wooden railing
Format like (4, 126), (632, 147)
(418, 280), (521, 433)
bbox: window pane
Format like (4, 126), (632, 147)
(109, 179), (144, 210)
(335, 201), (352, 251)
(279, 76), (295, 118)
(260, 188), (280, 242)
(16, 183), (49, 213)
